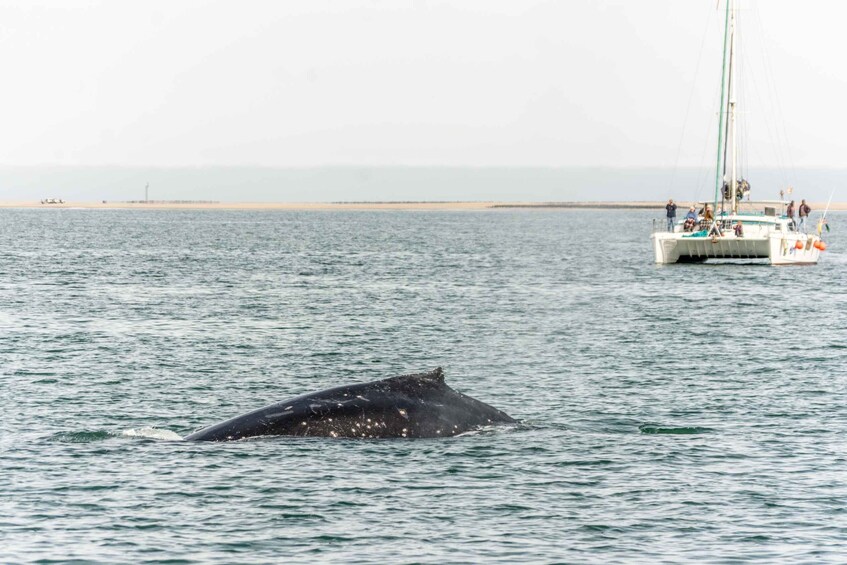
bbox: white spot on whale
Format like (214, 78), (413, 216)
(263, 410), (293, 419)
(397, 408), (408, 419)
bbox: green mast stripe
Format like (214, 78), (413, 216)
(714, 0), (731, 213)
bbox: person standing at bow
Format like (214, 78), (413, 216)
(786, 200), (796, 231)
(798, 199), (812, 233)
(665, 199), (678, 232)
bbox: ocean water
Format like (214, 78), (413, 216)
(1, 208), (845, 563)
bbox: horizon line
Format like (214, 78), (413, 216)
(2, 164), (847, 170)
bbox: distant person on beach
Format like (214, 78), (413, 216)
(665, 199), (678, 231)
(798, 200), (811, 233)
(786, 200), (796, 230)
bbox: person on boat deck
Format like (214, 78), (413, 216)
(709, 221), (723, 237)
(683, 207), (698, 232)
(685, 207), (698, 221)
(698, 204), (714, 230)
(798, 199), (811, 233)
(786, 200), (796, 230)
(734, 220), (744, 237)
(665, 199), (678, 231)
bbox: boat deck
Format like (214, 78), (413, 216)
(651, 213), (821, 265)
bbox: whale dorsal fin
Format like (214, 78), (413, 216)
(381, 367), (445, 388)
(420, 367), (444, 383)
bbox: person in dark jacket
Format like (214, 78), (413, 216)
(665, 199), (678, 232)
(798, 199), (811, 233)
(786, 200), (796, 231)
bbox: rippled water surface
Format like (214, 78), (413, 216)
(2, 208), (846, 563)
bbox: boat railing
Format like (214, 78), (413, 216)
(652, 218), (717, 234)
(652, 217), (768, 234)
(652, 219), (674, 233)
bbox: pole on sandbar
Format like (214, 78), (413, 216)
(145, 182), (149, 203)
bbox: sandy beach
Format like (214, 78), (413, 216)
(3, 200), (846, 211)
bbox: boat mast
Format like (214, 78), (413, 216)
(713, 0), (731, 216)
(729, 0), (738, 214)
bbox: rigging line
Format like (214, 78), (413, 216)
(750, 0), (789, 185)
(722, 37), (734, 177)
(743, 40), (781, 177)
(757, 1), (798, 187)
(669, 4), (716, 200)
(696, 86), (723, 201)
(737, 7), (749, 179)
(744, 25), (749, 180)
(742, 11), (786, 189)
(753, 0), (797, 187)
(821, 189), (835, 222)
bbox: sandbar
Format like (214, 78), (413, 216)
(1, 200), (845, 211)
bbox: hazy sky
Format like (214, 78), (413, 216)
(1, 0), (846, 169)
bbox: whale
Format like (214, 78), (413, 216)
(185, 368), (514, 441)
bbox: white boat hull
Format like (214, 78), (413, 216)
(651, 231), (821, 265)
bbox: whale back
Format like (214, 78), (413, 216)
(185, 368), (514, 441)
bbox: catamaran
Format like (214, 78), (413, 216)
(651, 0), (825, 265)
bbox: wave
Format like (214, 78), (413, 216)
(121, 427), (184, 441)
(49, 427), (185, 442)
(49, 430), (113, 443)
(639, 424), (713, 435)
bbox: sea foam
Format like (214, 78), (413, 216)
(121, 427), (184, 441)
